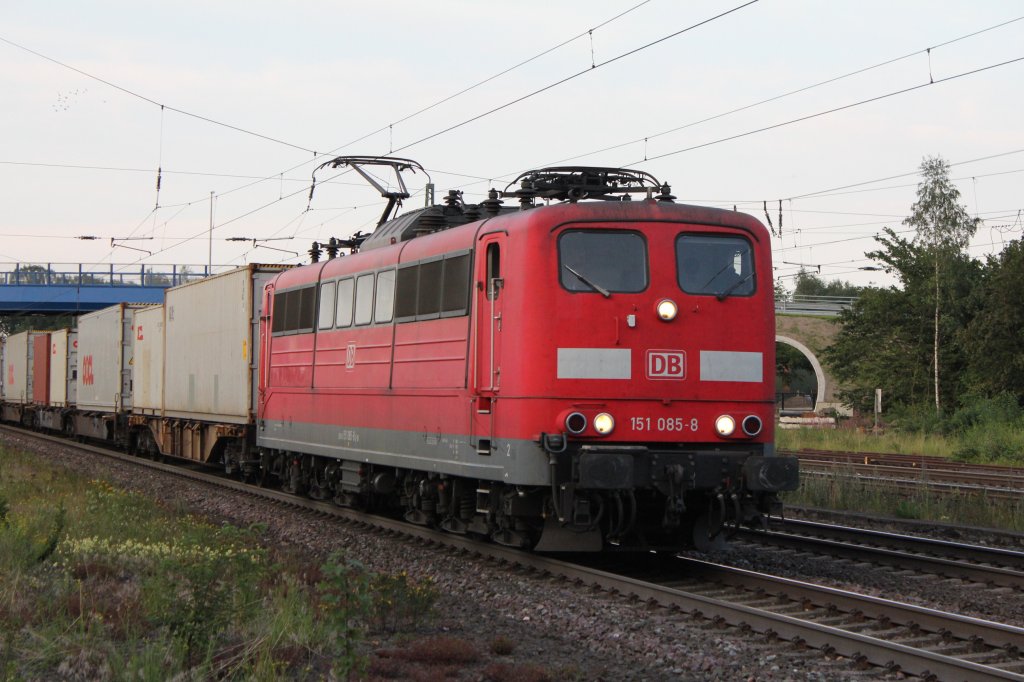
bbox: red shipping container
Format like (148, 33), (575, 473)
(32, 332), (51, 405)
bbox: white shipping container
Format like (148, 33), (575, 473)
(133, 306), (164, 414)
(163, 265), (285, 423)
(47, 329), (77, 407)
(2, 331), (30, 403)
(76, 304), (141, 413)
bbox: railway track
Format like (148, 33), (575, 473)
(580, 553), (1024, 680)
(737, 518), (1024, 589)
(788, 449), (1024, 496)
(5, 425), (1024, 681)
(791, 449), (1024, 476)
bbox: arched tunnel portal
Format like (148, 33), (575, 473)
(775, 315), (847, 415)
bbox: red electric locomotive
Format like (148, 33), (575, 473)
(257, 160), (798, 551)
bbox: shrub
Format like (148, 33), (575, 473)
(953, 421), (1024, 464)
(138, 527), (266, 663)
(317, 552), (371, 679)
(369, 571), (439, 633)
(947, 392), (1023, 433)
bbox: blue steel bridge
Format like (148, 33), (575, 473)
(0, 263), (232, 314)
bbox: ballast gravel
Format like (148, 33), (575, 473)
(9, 432), (1018, 680)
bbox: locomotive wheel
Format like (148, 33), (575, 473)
(689, 512), (726, 552)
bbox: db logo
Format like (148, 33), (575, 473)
(646, 350), (686, 380)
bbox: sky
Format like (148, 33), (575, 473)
(3, 0), (1023, 290)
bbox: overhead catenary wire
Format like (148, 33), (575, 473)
(628, 57), (1024, 167)
(0, 35), (318, 155)
(0, 0), (668, 273)
(385, 0), (761, 158)
(84, 1), (758, 264)
(3, 7), (1020, 285)
(187, 0), (758, 234)
(516, 15), (1024, 172)
(310, 1), (654, 163)
(108, 0), (660, 219)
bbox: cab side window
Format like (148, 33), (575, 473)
(486, 243), (501, 301)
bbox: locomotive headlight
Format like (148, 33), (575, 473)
(656, 299), (678, 321)
(593, 412), (615, 435)
(715, 415), (736, 437)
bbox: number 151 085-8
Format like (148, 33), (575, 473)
(631, 417), (698, 432)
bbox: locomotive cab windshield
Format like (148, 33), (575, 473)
(558, 230), (648, 295)
(677, 234), (755, 299)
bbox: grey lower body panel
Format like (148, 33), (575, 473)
(258, 419), (552, 486)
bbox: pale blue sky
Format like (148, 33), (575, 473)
(3, 0), (1023, 288)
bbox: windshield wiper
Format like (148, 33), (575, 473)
(564, 264), (611, 298)
(700, 262), (734, 290)
(715, 271), (755, 301)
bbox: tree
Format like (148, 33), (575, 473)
(962, 239), (1024, 401)
(792, 269), (862, 298)
(0, 314), (77, 339)
(903, 156), (980, 413)
(825, 284), (929, 413)
(773, 278), (789, 303)
(824, 227), (981, 416)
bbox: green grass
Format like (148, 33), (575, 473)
(780, 393), (1024, 466)
(779, 414), (1024, 530)
(776, 427), (958, 458)
(0, 447), (372, 679)
(784, 467), (1024, 532)
(0, 444), (583, 681)
(778, 422), (1024, 466)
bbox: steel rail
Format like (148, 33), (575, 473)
(770, 518), (1024, 568)
(788, 449), (1024, 477)
(668, 558), (1024, 651)
(3, 424), (1024, 680)
(735, 522), (1024, 589)
(799, 461), (1024, 490)
(799, 469), (1024, 502)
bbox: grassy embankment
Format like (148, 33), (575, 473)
(0, 446), (568, 681)
(777, 417), (1024, 532)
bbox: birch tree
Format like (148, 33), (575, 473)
(903, 156), (980, 413)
